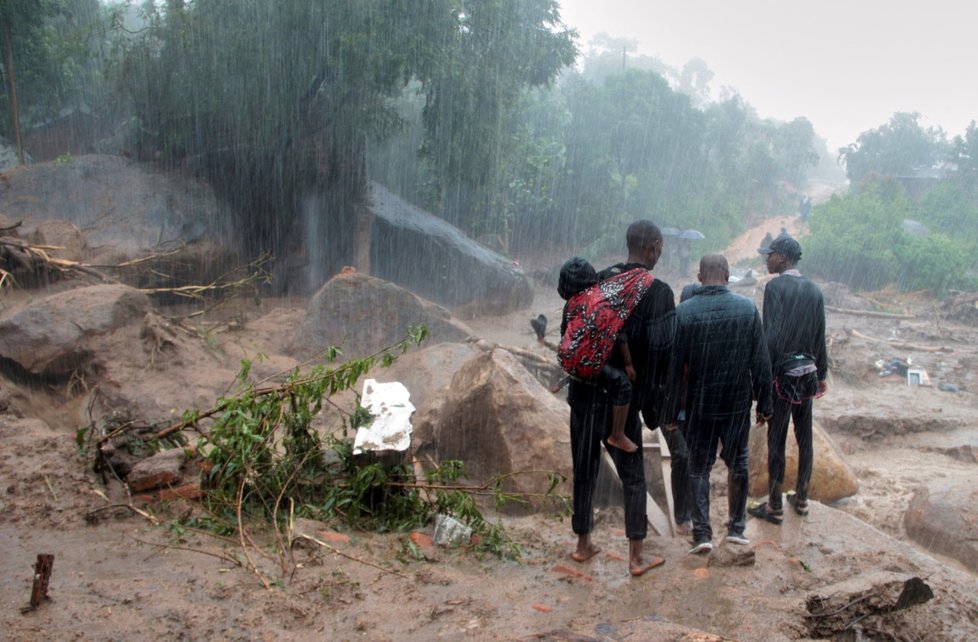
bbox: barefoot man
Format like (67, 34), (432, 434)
(567, 220), (676, 576)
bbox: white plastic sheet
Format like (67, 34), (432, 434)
(353, 379), (415, 454)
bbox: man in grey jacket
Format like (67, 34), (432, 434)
(665, 254), (772, 554)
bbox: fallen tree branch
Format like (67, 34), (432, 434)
(292, 533), (410, 579)
(0, 236), (114, 282)
(128, 535), (242, 567)
(847, 329), (953, 353)
(827, 305), (915, 319)
(0, 220), (22, 234)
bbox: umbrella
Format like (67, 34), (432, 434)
(678, 229), (705, 240)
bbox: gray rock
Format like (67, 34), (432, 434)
(0, 155), (232, 253)
(0, 284), (151, 375)
(368, 183), (533, 313)
(368, 342), (478, 410)
(411, 348), (570, 513)
(127, 448), (187, 492)
(292, 270), (473, 361)
(748, 418), (859, 502)
(905, 480), (978, 572)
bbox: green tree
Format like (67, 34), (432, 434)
(0, 0), (106, 159)
(804, 180), (911, 290)
(418, 0), (576, 235)
(838, 112), (950, 186)
(119, 0), (574, 283)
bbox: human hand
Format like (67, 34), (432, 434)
(818, 379), (828, 396)
(756, 411), (772, 426)
(625, 364), (636, 381)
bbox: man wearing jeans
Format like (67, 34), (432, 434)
(750, 234), (828, 524)
(665, 254), (772, 554)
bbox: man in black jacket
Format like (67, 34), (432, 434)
(665, 254), (772, 554)
(567, 220), (676, 576)
(750, 234), (828, 524)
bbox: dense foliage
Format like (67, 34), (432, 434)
(373, 52), (822, 255)
(8, 2), (838, 284)
(805, 182), (978, 293)
(806, 114), (978, 294)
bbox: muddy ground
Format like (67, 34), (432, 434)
(2, 221), (978, 641)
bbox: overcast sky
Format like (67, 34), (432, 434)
(557, 0), (978, 151)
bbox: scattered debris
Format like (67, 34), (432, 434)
(433, 514), (472, 547)
(805, 573), (934, 639)
(23, 554), (54, 613)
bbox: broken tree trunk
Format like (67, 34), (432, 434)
(27, 554), (54, 611)
(826, 305), (916, 319)
(847, 328), (953, 353)
(805, 572), (933, 638)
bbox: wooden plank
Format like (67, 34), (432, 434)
(655, 428), (678, 537)
(601, 447), (671, 537)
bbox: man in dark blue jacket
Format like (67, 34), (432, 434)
(665, 254), (772, 554)
(750, 235), (828, 524)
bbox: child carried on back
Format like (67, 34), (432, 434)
(557, 257), (639, 454)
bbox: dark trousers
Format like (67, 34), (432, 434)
(687, 412), (751, 541)
(568, 380), (647, 540)
(766, 396), (814, 507)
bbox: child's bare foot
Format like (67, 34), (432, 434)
(607, 434), (639, 453)
(629, 554), (665, 576)
(571, 542), (601, 563)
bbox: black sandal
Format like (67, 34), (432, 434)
(747, 502), (783, 525)
(787, 493), (809, 516)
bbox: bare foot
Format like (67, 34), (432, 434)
(571, 543), (601, 563)
(607, 434), (639, 453)
(629, 555), (665, 577)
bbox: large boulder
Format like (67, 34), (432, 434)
(748, 418), (859, 502)
(292, 270), (473, 361)
(0, 155), (231, 254)
(905, 480), (978, 572)
(368, 183), (533, 314)
(368, 342), (479, 411)
(0, 155), (237, 291)
(0, 283), (151, 376)
(411, 349), (570, 511)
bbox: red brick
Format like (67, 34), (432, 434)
(410, 531), (433, 548)
(552, 564), (592, 581)
(317, 530), (351, 544)
(158, 484), (202, 501)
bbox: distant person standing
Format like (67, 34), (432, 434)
(799, 195), (812, 224)
(749, 235), (828, 524)
(665, 254), (772, 554)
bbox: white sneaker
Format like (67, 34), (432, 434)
(726, 532), (750, 546)
(689, 539), (713, 555)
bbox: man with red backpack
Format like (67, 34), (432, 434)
(565, 220), (676, 576)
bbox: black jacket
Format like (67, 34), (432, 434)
(598, 262), (676, 427)
(762, 273), (828, 380)
(667, 285), (772, 421)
